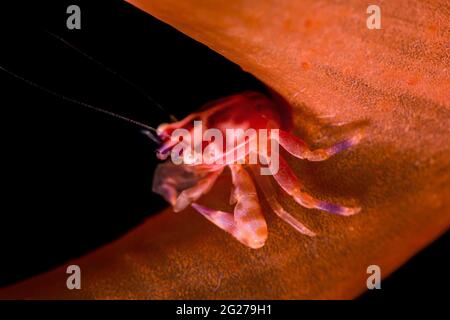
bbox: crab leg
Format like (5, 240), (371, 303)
(152, 161), (224, 212)
(249, 166), (316, 237)
(173, 168), (223, 212)
(192, 164), (268, 249)
(269, 155), (360, 216)
(277, 129), (362, 161)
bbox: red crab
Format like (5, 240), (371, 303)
(152, 91), (362, 248)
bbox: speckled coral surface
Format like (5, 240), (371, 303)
(1, 0), (449, 299)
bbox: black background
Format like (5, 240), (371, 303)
(0, 0), (448, 299)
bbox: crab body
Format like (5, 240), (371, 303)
(152, 91), (362, 248)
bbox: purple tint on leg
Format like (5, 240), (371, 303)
(317, 201), (361, 216)
(327, 131), (363, 156)
(329, 139), (353, 154)
(317, 202), (345, 214)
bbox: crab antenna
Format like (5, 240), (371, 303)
(44, 29), (178, 122)
(0, 64), (159, 134)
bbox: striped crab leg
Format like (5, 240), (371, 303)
(249, 165), (316, 237)
(277, 129), (363, 161)
(269, 154), (361, 216)
(192, 164), (268, 249)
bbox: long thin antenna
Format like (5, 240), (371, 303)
(0, 64), (159, 134)
(44, 29), (178, 122)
